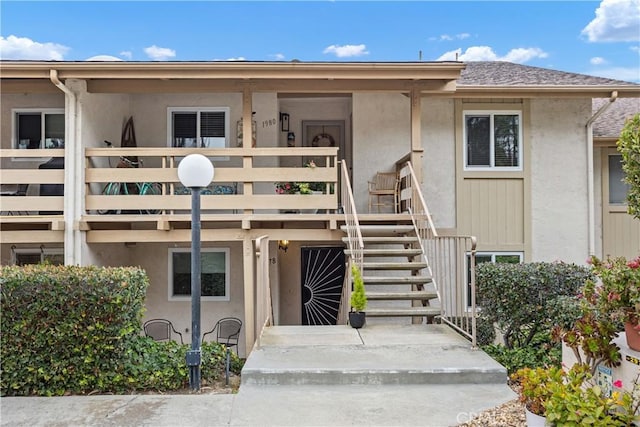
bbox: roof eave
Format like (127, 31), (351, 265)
(0, 61), (467, 81)
(455, 85), (640, 98)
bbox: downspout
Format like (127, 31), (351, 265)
(585, 90), (617, 257)
(50, 70), (79, 265)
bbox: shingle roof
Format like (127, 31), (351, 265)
(593, 97), (640, 138)
(459, 61), (639, 86)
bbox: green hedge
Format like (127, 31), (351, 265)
(1, 264), (242, 396)
(476, 261), (591, 349)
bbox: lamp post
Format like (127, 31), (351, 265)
(177, 153), (214, 391)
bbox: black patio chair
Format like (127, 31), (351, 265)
(202, 317), (242, 385)
(202, 317), (242, 354)
(143, 318), (184, 344)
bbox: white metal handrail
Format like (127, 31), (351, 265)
(399, 160), (478, 347)
(338, 160), (364, 324)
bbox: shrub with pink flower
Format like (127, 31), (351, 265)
(584, 255), (640, 328)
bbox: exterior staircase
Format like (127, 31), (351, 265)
(342, 223), (440, 322)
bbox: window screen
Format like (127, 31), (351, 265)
(609, 154), (630, 204)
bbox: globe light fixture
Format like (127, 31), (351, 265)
(177, 153), (214, 391)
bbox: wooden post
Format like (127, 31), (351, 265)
(243, 234), (255, 355)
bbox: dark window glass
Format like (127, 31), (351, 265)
(172, 251), (226, 297)
(609, 155), (630, 204)
(494, 115), (519, 167)
(466, 116), (490, 166)
(17, 113), (41, 149)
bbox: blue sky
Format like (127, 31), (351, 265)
(1, 0), (639, 82)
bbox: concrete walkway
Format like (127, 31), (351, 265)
(1, 324), (515, 427)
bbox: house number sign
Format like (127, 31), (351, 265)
(262, 118), (277, 128)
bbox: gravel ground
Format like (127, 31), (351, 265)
(457, 398), (526, 426)
(457, 382), (526, 427)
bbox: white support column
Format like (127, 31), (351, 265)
(243, 234), (256, 355)
(410, 88), (423, 184)
(242, 86), (254, 214)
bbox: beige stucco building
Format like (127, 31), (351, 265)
(1, 60), (639, 355)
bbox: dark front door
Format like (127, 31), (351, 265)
(301, 246), (345, 325)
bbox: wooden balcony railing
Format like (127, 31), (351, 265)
(84, 147), (339, 216)
(0, 149), (65, 215)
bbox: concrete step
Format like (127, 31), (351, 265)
(342, 236), (419, 244)
(241, 325), (507, 387)
(363, 275), (432, 285)
(363, 261), (428, 270)
(367, 291), (438, 300)
(366, 307), (441, 317)
(341, 225), (415, 236)
(345, 248), (423, 257)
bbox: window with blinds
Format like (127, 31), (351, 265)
(464, 111), (521, 170)
(168, 107), (229, 149)
(13, 109), (65, 150)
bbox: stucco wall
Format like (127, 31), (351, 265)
(422, 98), (456, 228)
(352, 93), (410, 213)
(278, 97), (352, 164)
(529, 98), (592, 263)
(126, 242), (247, 355)
(1, 93), (65, 184)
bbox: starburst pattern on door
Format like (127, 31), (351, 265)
(301, 247), (345, 325)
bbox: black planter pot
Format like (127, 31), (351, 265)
(349, 311), (366, 329)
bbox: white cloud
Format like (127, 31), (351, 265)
(502, 48), (548, 63)
(582, 0), (640, 42)
(226, 57), (246, 61)
(323, 44), (369, 58)
(270, 53), (285, 60)
(631, 45), (640, 53)
(436, 46), (548, 63)
(0, 35), (69, 60)
(586, 66), (640, 82)
(144, 45), (176, 61)
(120, 51), (132, 60)
(85, 55), (123, 61)
(590, 56), (608, 65)
(429, 33), (470, 42)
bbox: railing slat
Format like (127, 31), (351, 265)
(398, 159), (478, 347)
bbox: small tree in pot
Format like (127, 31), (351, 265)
(349, 264), (367, 329)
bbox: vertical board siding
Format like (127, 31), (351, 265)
(603, 212), (640, 259)
(459, 178), (524, 246)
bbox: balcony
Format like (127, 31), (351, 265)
(0, 149), (65, 243)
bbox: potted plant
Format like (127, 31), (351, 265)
(511, 366), (561, 426)
(349, 264), (367, 329)
(584, 256), (640, 351)
(544, 363), (640, 426)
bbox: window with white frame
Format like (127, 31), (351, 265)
(167, 107), (229, 149)
(464, 111), (522, 170)
(12, 109), (65, 150)
(168, 248), (230, 301)
(12, 247), (64, 266)
(608, 154), (630, 205)
(467, 252), (523, 307)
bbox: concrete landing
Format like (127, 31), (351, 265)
(1, 324), (516, 427)
(242, 324), (507, 386)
